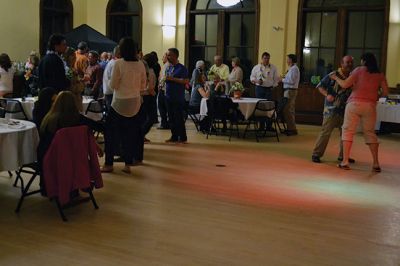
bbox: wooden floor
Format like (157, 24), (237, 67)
(1, 123), (400, 266)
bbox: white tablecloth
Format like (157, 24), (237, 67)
(4, 97), (103, 122)
(0, 119), (39, 171)
(376, 103), (400, 129)
(200, 97), (274, 120)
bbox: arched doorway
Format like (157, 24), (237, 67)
(40, 0), (73, 55)
(186, 0), (259, 85)
(106, 0), (142, 47)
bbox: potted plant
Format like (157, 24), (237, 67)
(229, 82), (245, 99)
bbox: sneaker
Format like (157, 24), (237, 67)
(312, 155), (321, 163)
(338, 157), (356, 163)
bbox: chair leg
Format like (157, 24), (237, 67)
(8, 171), (13, 178)
(274, 120), (280, 142)
(15, 173), (38, 213)
(14, 170), (25, 193)
(88, 190), (99, 209)
(55, 199), (68, 222)
(254, 121), (260, 142)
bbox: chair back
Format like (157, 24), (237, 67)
(253, 100), (275, 118)
(0, 99), (6, 118)
(85, 99), (105, 121)
(208, 95), (234, 120)
(43, 125), (103, 205)
(3, 99), (29, 120)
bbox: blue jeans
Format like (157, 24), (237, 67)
(255, 86), (273, 100)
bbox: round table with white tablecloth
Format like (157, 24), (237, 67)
(0, 119), (39, 172)
(200, 97), (274, 120)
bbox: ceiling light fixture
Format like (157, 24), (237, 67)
(217, 0), (241, 7)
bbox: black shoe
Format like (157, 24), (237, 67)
(338, 157), (355, 164)
(285, 130), (298, 136)
(312, 155), (321, 163)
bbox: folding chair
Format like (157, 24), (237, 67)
(16, 126), (103, 222)
(15, 162), (42, 213)
(206, 96), (240, 141)
(243, 100), (279, 142)
(85, 99), (105, 141)
(275, 97), (288, 134)
(3, 99), (29, 120)
(186, 104), (201, 132)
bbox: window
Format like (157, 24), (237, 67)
(187, 0), (259, 85)
(106, 0), (142, 46)
(40, 0), (73, 55)
(298, 0), (388, 84)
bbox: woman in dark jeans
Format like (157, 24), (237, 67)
(102, 37), (147, 174)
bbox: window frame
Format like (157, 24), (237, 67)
(106, 0), (143, 47)
(296, 0), (390, 84)
(39, 0), (73, 55)
(185, 0), (260, 76)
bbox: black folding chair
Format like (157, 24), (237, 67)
(15, 162), (42, 213)
(85, 99), (105, 141)
(243, 100), (279, 142)
(206, 96), (240, 141)
(275, 97), (288, 134)
(2, 99), (29, 120)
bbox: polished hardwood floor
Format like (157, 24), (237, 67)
(1, 123), (400, 265)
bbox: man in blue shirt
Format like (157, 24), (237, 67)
(165, 48), (189, 143)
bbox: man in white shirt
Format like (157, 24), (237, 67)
(102, 45), (120, 111)
(250, 52), (280, 100)
(281, 54), (300, 136)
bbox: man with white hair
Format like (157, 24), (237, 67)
(208, 55), (229, 81)
(190, 60), (205, 88)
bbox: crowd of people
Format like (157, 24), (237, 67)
(0, 32), (389, 174)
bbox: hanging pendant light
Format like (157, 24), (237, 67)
(217, 0), (241, 7)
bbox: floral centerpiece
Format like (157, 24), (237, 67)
(229, 82), (245, 99)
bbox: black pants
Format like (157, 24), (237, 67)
(142, 95), (155, 136)
(167, 100), (187, 141)
(105, 107), (141, 165)
(157, 90), (169, 128)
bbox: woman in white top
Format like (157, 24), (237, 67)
(227, 57), (243, 94)
(102, 37), (147, 174)
(0, 53), (15, 97)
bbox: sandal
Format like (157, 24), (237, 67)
(372, 166), (381, 173)
(337, 164), (350, 170)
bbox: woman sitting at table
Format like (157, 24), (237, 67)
(0, 53), (15, 98)
(32, 87), (58, 128)
(189, 73), (210, 112)
(38, 91), (103, 172)
(210, 74), (226, 96)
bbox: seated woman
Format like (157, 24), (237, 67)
(0, 53), (15, 97)
(189, 72), (210, 113)
(210, 74), (226, 96)
(38, 91), (103, 172)
(32, 87), (58, 128)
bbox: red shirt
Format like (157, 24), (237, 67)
(347, 66), (388, 104)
